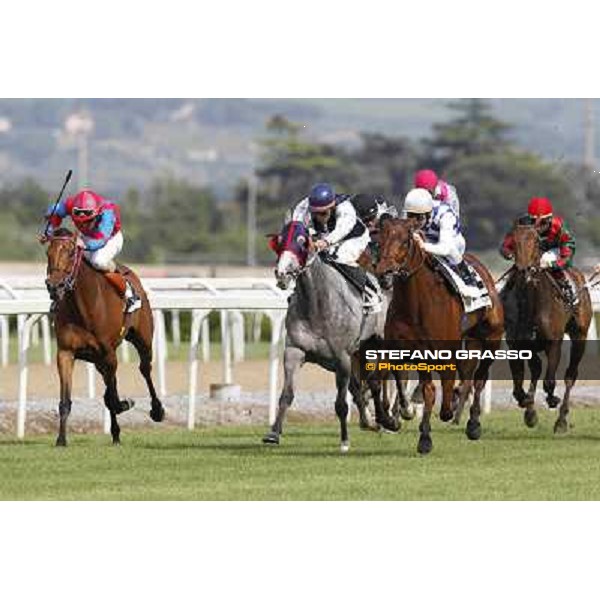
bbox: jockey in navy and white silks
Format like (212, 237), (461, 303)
(286, 183), (370, 267)
(404, 188), (478, 291)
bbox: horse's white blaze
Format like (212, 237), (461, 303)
(276, 250), (300, 277)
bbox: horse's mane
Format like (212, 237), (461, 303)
(52, 228), (74, 239)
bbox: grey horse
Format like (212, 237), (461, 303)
(262, 221), (386, 452)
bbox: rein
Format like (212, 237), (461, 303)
(48, 236), (84, 295)
(390, 232), (426, 280)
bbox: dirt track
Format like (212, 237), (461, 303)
(0, 358), (338, 434)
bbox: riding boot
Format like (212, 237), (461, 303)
(556, 274), (576, 307)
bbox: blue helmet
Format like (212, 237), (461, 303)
(309, 183), (336, 212)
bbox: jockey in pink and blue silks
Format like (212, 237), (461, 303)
(40, 189), (141, 312)
(414, 169), (461, 218)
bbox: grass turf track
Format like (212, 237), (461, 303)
(3, 408), (600, 500)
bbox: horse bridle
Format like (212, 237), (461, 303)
(385, 228), (426, 281)
(46, 236), (84, 300)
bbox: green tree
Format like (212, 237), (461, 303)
(446, 151), (576, 250)
(144, 177), (220, 262)
(424, 99), (512, 171)
(256, 114), (355, 233)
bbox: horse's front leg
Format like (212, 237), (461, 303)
(56, 349), (75, 447)
(439, 373), (457, 423)
(543, 340), (562, 409)
(335, 365), (351, 453)
(263, 346), (304, 445)
(368, 374), (400, 433)
(555, 335), (587, 434)
(394, 371), (416, 421)
(508, 354), (528, 407)
(417, 375), (435, 455)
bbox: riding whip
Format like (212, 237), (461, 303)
(40, 169), (73, 238)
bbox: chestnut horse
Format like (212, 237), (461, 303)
(376, 218), (504, 454)
(45, 229), (165, 446)
(501, 224), (592, 432)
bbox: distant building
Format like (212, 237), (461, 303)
(0, 117), (12, 133)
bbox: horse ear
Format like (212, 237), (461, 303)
(267, 234), (281, 254)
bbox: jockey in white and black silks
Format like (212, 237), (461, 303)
(286, 183), (371, 267)
(285, 183), (381, 310)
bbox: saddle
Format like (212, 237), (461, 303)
(84, 258), (142, 314)
(431, 256), (492, 314)
(322, 256), (382, 314)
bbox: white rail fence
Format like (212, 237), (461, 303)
(0, 278), (289, 438)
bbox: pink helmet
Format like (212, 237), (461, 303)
(70, 190), (104, 224)
(414, 169), (439, 193)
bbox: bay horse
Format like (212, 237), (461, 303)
(262, 221), (393, 452)
(501, 223), (592, 432)
(45, 229), (165, 446)
(376, 218), (504, 454)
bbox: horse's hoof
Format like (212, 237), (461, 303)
(360, 422), (378, 432)
(120, 399), (135, 412)
(514, 391), (528, 408)
(55, 438), (67, 448)
(466, 419), (482, 441)
(417, 434), (433, 455)
(112, 439), (121, 446)
(376, 416), (400, 433)
(262, 432), (280, 445)
(524, 408), (538, 429)
(554, 419), (568, 435)
(340, 441), (350, 454)
(399, 405), (416, 421)
(377, 423), (400, 435)
(150, 406), (165, 423)
(546, 396), (561, 409)
(439, 408), (454, 423)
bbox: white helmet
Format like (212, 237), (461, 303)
(404, 188), (433, 215)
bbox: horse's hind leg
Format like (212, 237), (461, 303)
(127, 328), (165, 423)
(555, 334), (587, 434)
(56, 350), (75, 447)
(263, 346), (304, 445)
(544, 340), (562, 409)
(98, 352), (134, 445)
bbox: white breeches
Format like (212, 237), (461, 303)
(84, 231), (124, 271)
(327, 230), (370, 267)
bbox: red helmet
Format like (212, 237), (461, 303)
(528, 197), (553, 219)
(414, 169), (439, 192)
(70, 190), (104, 223)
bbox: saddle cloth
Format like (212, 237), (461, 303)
(434, 257), (492, 314)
